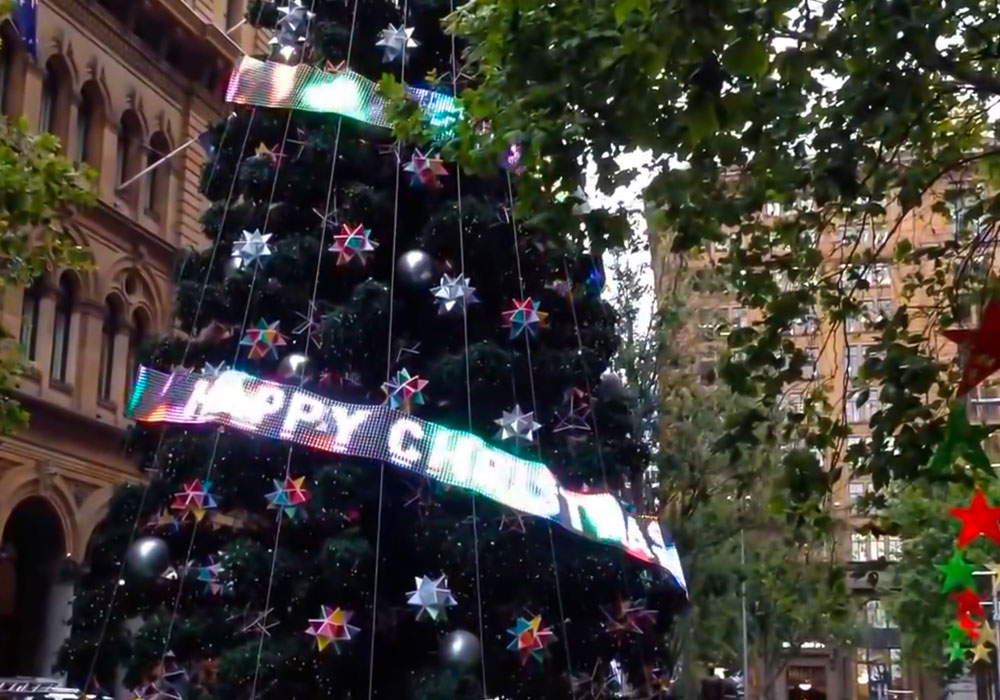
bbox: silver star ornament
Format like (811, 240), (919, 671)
(233, 229), (273, 268)
(406, 574), (458, 621)
(431, 273), (478, 314)
(376, 23), (419, 62)
(495, 405), (542, 444)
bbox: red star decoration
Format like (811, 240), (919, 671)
(959, 611), (981, 641)
(953, 589), (985, 620)
(949, 488), (1000, 548)
(943, 301), (1000, 395)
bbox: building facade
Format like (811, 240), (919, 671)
(649, 179), (990, 700)
(0, 0), (263, 681)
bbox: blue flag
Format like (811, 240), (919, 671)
(12, 0), (37, 59)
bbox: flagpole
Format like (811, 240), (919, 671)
(116, 137), (199, 191)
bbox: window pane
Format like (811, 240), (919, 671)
(19, 286), (38, 361)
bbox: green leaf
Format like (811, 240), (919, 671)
(722, 38), (769, 78)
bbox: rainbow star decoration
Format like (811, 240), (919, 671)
(554, 387), (592, 434)
(171, 479), (218, 522)
(306, 606), (360, 653)
(404, 149), (448, 189)
(381, 368), (429, 414)
(502, 298), (548, 339)
(240, 319), (288, 360)
(507, 614), (557, 665)
(265, 475), (311, 519)
(196, 556), (226, 596)
(329, 223), (378, 266)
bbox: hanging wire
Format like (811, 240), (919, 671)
(246, 0), (362, 695)
(447, 5), (489, 696)
(503, 171), (576, 688)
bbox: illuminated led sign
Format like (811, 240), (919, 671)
(225, 56), (461, 131)
(127, 366), (686, 590)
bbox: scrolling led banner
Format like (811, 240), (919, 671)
(225, 56), (460, 131)
(128, 366), (687, 591)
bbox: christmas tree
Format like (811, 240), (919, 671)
(59, 1), (686, 697)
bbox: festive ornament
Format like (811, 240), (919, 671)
(395, 249), (435, 289)
(196, 556), (226, 595)
(266, 475), (311, 519)
(202, 361), (227, 379)
(506, 614), (557, 665)
(554, 387), (592, 433)
(600, 598), (658, 635)
(585, 266), (606, 298)
(240, 608), (278, 637)
(406, 575), (458, 621)
(440, 629), (482, 669)
(952, 589), (985, 619)
(499, 510), (527, 533)
(431, 273), (478, 314)
(548, 278), (573, 300)
(495, 406), (542, 444)
(375, 23), (418, 62)
(276, 352), (312, 383)
(942, 301), (1000, 395)
(125, 536), (171, 579)
(145, 509), (181, 533)
(306, 606), (360, 653)
(978, 620), (995, 643)
(240, 319), (288, 360)
(959, 611), (980, 641)
(947, 642), (967, 663)
(973, 641), (993, 663)
(330, 223), (378, 265)
(382, 368), (429, 413)
(569, 661), (602, 697)
(292, 301), (324, 349)
(269, 0), (313, 60)
(947, 621), (973, 646)
(930, 403), (992, 475)
(232, 229), (272, 269)
(500, 142), (524, 175)
(950, 488), (1000, 548)
(254, 142), (283, 163)
(939, 550), (976, 592)
(404, 149), (448, 189)
(171, 479), (219, 522)
(502, 298), (548, 339)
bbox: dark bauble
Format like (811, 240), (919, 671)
(125, 536), (171, 579)
(395, 249), (435, 290)
(276, 352), (311, 382)
(440, 629), (482, 669)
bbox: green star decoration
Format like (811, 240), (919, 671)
(939, 550), (976, 593)
(948, 622), (973, 647)
(929, 403), (992, 476)
(948, 641), (968, 663)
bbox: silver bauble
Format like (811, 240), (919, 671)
(125, 536), (171, 579)
(440, 629), (482, 669)
(395, 250), (435, 290)
(277, 352), (311, 382)
(224, 255), (243, 279)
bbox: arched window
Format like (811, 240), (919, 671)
(117, 110), (143, 192)
(40, 57), (71, 144)
(49, 274), (74, 383)
(18, 281), (41, 361)
(39, 72), (55, 134)
(0, 21), (20, 117)
(125, 310), (148, 405)
(0, 41), (8, 116)
(76, 82), (105, 168)
(98, 297), (120, 401)
(145, 131), (171, 218)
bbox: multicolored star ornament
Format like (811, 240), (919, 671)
(939, 550), (976, 593)
(269, 1), (313, 60)
(171, 479), (218, 522)
(254, 142), (283, 163)
(404, 149), (448, 189)
(265, 475), (311, 519)
(146, 509), (181, 533)
(506, 614), (557, 665)
(382, 368), (429, 413)
(240, 319), (288, 360)
(292, 301), (325, 349)
(196, 556), (226, 596)
(554, 387), (592, 433)
(929, 403), (991, 475)
(950, 488), (1000, 548)
(306, 606), (360, 653)
(330, 223), (378, 265)
(499, 142), (524, 175)
(232, 229), (272, 269)
(502, 298), (548, 339)
(943, 301), (1000, 395)
(600, 598), (658, 635)
(431, 273), (478, 314)
(406, 574), (458, 621)
(375, 23), (418, 62)
(495, 405), (542, 444)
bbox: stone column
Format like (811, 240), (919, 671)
(38, 567), (73, 679)
(74, 301), (103, 411)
